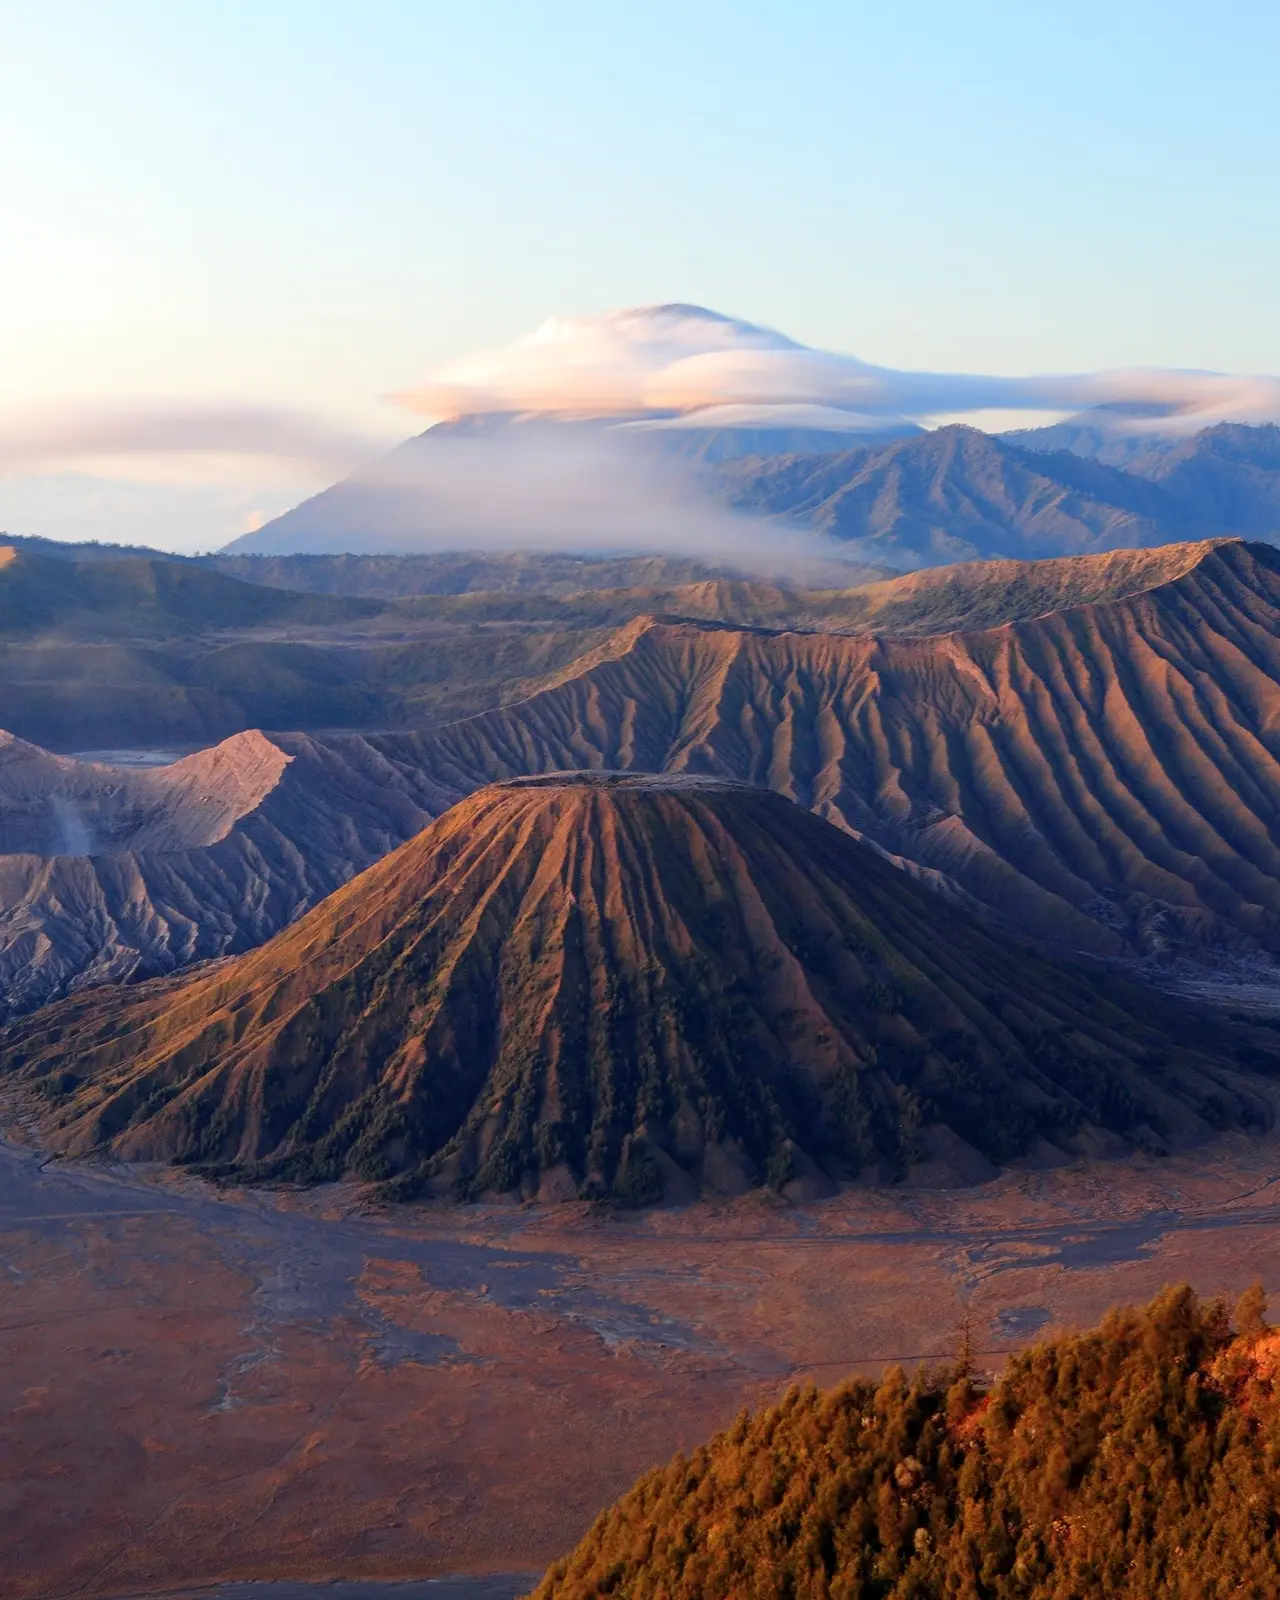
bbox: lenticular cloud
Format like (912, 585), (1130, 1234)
(393, 303), (1280, 429)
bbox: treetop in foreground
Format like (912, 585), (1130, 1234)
(534, 1286), (1280, 1599)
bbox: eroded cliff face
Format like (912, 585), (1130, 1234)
(0, 729), (292, 855)
(3, 537), (1280, 1015)
(370, 538), (1280, 964)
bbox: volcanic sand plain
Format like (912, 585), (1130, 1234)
(7, 1130), (1280, 1600)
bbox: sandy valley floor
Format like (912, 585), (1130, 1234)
(6, 1134), (1280, 1599)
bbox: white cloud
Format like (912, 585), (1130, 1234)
(393, 303), (1280, 429)
(618, 402), (909, 434)
(0, 401), (378, 478)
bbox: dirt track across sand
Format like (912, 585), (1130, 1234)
(6, 1135), (1280, 1598)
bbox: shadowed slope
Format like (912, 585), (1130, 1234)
(4, 774), (1276, 1198)
(205, 548), (888, 599)
(0, 544), (378, 636)
(1134, 422), (1280, 531)
(716, 425), (1184, 564)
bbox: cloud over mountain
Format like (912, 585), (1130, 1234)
(394, 303), (1280, 431)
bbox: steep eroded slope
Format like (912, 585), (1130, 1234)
(369, 539), (1280, 963)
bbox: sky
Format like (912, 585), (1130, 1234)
(1, 0), (1278, 549)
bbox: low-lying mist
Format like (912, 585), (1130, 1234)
(234, 425), (879, 584)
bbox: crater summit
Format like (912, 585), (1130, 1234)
(0, 729), (291, 856)
(5, 774), (1277, 1200)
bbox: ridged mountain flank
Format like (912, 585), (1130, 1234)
(372, 539), (1280, 965)
(2, 538), (1278, 1017)
(5, 774), (1277, 1200)
(714, 424), (1184, 563)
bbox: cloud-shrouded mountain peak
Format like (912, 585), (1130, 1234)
(394, 302), (1280, 434)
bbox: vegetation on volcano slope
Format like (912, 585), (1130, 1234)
(4, 775), (1278, 1200)
(534, 1285), (1280, 1600)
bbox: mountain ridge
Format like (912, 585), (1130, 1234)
(715, 424), (1186, 564)
(358, 538), (1280, 966)
(1, 538), (1279, 1013)
(227, 418), (1280, 567)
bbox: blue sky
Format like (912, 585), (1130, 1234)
(1, 0), (1277, 545)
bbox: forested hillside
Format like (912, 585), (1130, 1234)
(536, 1286), (1280, 1599)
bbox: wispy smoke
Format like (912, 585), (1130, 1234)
(49, 795), (94, 857)
(393, 303), (1280, 430)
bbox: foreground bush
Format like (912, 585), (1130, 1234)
(533, 1285), (1280, 1599)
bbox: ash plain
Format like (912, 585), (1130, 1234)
(6, 1130), (1280, 1598)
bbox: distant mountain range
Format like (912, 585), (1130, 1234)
(222, 415), (1280, 567)
(716, 425), (1174, 563)
(721, 420), (1280, 564)
(218, 410), (916, 560)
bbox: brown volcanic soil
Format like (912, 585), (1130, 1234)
(7, 1137), (1280, 1598)
(5, 536), (1280, 1018)
(0, 728), (291, 856)
(5, 773), (1278, 1195)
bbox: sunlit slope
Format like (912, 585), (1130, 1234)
(3, 537), (1276, 1012)
(0, 538), (1220, 750)
(375, 539), (1280, 959)
(799, 537), (1219, 633)
(535, 1287), (1280, 1600)
(6, 774), (1272, 1196)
